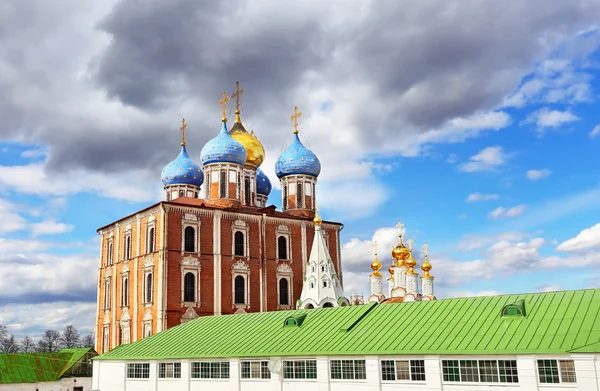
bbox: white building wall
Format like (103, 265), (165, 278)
(94, 354), (600, 391)
(0, 378), (92, 391)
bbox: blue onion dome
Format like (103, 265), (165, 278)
(256, 168), (272, 196)
(200, 120), (247, 166)
(275, 133), (321, 179)
(161, 145), (204, 187)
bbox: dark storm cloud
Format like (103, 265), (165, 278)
(1, 0), (600, 175)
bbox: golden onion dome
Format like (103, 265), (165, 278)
(392, 238), (411, 264)
(313, 211), (323, 226)
(229, 110), (265, 168)
(370, 257), (382, 277)
(405, 251), (418, 275)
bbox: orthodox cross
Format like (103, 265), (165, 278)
(407, 237), (413, 251)
(373, 240), (379, 257)
(396, 220), (404, 237)
(180, 118), (187, 146)
(219, 92), (230, 121)
(423, 243), (429, 257)
(231, 81), (244, 111)
(290, 106), (302, 134)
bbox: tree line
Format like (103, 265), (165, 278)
(0, 324), (94, 353)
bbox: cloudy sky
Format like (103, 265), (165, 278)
(1, 0), (600, 338)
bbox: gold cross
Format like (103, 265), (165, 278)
(219, 92), (230, 121)
(373, 240), (379, 257)
(231, 81), (244, 112)
(423, 243), (429, 257)
(407, 238), (413, 251)
(396, 220), (404, 236)
(290, 106), (302, 134)
(180, 118), (187, 146)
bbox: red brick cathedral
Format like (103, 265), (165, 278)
(95, 86), (344, 353)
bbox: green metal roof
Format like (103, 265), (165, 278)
(0, 348), (94, 384)
(96, 289), (600, 361)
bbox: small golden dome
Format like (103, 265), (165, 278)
(392, 238), (410, 264)
(229, 110), (265, 168)
(421, 255), (432, 278)
(371, 258), (382, 277)
(388, 265), (395, 275)
(313, 212), (323, 226)
(405, 251), (418, 275)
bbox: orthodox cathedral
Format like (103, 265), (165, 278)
(94, 83), (347, 353)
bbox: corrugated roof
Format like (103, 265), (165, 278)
(96, 289), (600, 360)
(0, 348), (95, 384)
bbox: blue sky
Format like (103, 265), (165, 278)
(1, 0), (600, 339)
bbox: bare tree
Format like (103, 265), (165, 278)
(20, 336), (34, 353)
(37, 330), (61, 353)
(1, 335), (19, 353)
(0, 325), (6, 342)
(60, 325), (80, 348)
(81, 332), (95, 349)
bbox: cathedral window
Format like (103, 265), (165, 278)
(184, 226), (196, 252)
(107, 240), (114, 266)
(234, 231), (245, 256)
(147, 227), (155, 253)
(184, 272), (196, 302)
(121, 277), (129, 307)
(145, 273), (153, 303)
(296, 182), (303, 208)
(279, 278), (289, 306)
(283, 184), (288, 209)
(220, 171), (227, 198)
(277, 236), (288, 260)
(244, 177), (251, 205)
(125, 235), (132, 260)
(103, 280), (111, 310)
(234, 275), (245, 304)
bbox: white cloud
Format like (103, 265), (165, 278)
(526, 169), (552, 180)
(445, 290), (503, 298)
(525, 108), (579, 130)
(466, 193), (499, 202)
(459, 146), (508, 172)
(456, 232), (529, 251)
(590, 124), (600, 138)
(537, 284), (561, 292)
(557, 223), (600, 252)
(30, 220), (74, 237)
(0, 200), (27, 234)
(489, 204), (527, 219)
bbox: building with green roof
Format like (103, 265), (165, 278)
(91, 289), (600, 390)
(0, 347), (96, 391)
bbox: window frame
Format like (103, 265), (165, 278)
(147, 226), (155, 254)
(234, 231), (245, 257)
(184, 226), (196, 253)
(103, 279), (111, 310)
(144, 272), (153, 304)
(277, 235), (288, 260)
(537, 359), (577, 384)
(330, 359), (367, 381)
(240, 360), (271, 380)
(282, 359), (318, 380)
(234, 275), (245, 305)
(441, 359), (519, 384)
(158, 362), (182, 379)
(127, 363), (150, 379)
(278, 277), (290, 306)
(106, 238), (114, 266)
(124, 234), (132, 260)
(121, 276), (129, 307)
(190, 361), (230, 380)
(183, 271), (196, 302)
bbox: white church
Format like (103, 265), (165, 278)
(91, 214), (600, 391)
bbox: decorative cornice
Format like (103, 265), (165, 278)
(233, 219), (248, 228)
(143, 308), (152, 321)
(277, 263), (293, 273)
(143, 257), (154, 268)
(181, 256), (201, 267)
(164, 204), (213, 217)
(105, 269), (112, 278)
(121, 263), (129, 274)
(183, 213), (198, 221)
(232, 260), (250, 271)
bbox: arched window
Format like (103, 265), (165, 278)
(184, 272), (195, 302)
(107, 242), (113, 265)
(296, 183), (303, 208)
(184, 226), (195, 252)
(244, 177), (251, 205)
(147, 227), (155, 253)
(125, 236), (131, 259)
(122, 278), (129, 307)
(278, 236), (288, 260)
(323, 281), (327, 288)
(234, 231), (245, 256)
(283, 185), (288, 210)
(323, 302), (334, 308)
(234, 275), (245, 304)
(306, 304), (314, 309)
(220, 171), (227, 198)
(145, 273), (153, 303)
(279, 278), (289, 306)
(179, 190), (184, 198)
(310, 282), (314, 289)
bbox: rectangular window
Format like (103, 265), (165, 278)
(107, 241), (113, 265)
(442, 360), (518, 383)
(206, 172), (211, 198)
(538, 359), (576, 383)
(191, 361), (230, 379)
(283, 360), (317, 380)
(241, 361), (271, 379)
(104, 281), (111, 310)
(127, 363), (150, 379)
(330, 360), (366, 380)
(296, 182), (303, 208)
(380, 360), (426, 382)
(125, 235), (132, 259)
(158, 362), (181, 379)
(283, 185), (288, 209)
(220, 171), (227, 198)
(244, 177), (251, 205)
(237, 172), (241, 200)
(147, 227), (155, 253)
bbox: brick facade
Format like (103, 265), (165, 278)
(95, 199), (342, 353)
